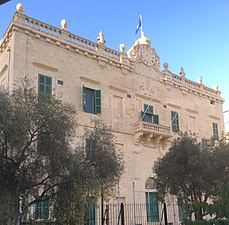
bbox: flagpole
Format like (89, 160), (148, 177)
(140, 14), (143, 37)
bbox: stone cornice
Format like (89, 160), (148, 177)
(209, 115), (220, 120)
(135, 93), (161, 103)
(167, 103), (181, 109)
(32, 62), (58, 72)
(80, 76), (100, 85)
(0, 11), (224, 103)
(186, 108), (198, 114)
(109, 85), (128, 94)
(161, 73), (224, 103)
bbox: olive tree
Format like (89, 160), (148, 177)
(53, 119), (125, 225)
(153, 134), (229, 220)
(0, 79), (76, 225)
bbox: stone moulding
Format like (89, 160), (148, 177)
(32, 62), (58, 72)
(0, 10), (224, 104)
(0, 64), (8, 77)
(133, 121), (172, 144)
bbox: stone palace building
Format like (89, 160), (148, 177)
(0, 3), (225, 225)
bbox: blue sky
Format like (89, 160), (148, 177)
(1, 0), (229, 129)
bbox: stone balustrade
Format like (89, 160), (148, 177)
(24, 17), (61, 39)
(134, 121), (172, 144)
(0, 10), (223, 101)
(165, 73), (221, 98)
(134, 121), (171, 135)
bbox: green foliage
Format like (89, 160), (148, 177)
(185, 182), (229, 225)
(53, 118), (124, 225)
(0, 78), (76, 225)
(153, 134), (229, 220)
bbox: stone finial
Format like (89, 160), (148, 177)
(163, 63), (169, 71)
(119, 44), (125, 53)
(198, 76), (203, 84)
(16, 3), (24, 12)
(214, 84), (218, 91)
(61, 19), (68, 30)
(97, 31), (106, 44)
(179, 66), (185, 77)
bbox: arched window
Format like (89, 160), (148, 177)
(145, 177), (159, 222)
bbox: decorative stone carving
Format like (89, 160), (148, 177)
(61, 19), (68, 29)
(180, 66), (185, 77)
(127, 41), (160, 70)
(214, 84), (218, 91)
(145, 133), (153, 144)
(139, 45), (156, 66)
(163, 63), (168, 70)
(97, 31), (106, 44)
(16, 3), (24, 12)
(134, 131), (144, 144)
(119, 44), (125, 53)
(198, 76), (203, 84)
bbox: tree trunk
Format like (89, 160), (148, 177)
(15, 214), (21, 225)
(0, 188), (15, 225)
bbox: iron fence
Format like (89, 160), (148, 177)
(22, 202), (183, 225)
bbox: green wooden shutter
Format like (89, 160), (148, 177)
(38, 74), (52, 96)
(94, 90), (101, 114)
(35, 199), (49, 220)
(146, 192), (151, 222)
(171, 111), (179, 132)
(153, 114), (159, 124)
(178, 200), (184, 222)
(212, 123), (219, 140)
(83, 85), (86, 111)
(145, 192), (159, 222)
(201, 138), (208, 150)
(45, 76), (52, 96)
(150, 193), (159, 222)
(87, 199), (96, 225)
(86, 139), (93, 160)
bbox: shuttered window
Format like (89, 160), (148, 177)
(35, 199), (49, 220)
(87, 199), (96, 225)
(178, 199), (184, 222)
(141, 104), (159, 125)
(171, 111), (179, 132)
(212, 123), (219, 140)
(38, 74), (52, 96)
(83, 86), (101, 114)
(86, 139), (95, 160)
(145, 192), (159, 222)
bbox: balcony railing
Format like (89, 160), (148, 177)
(134, 121), (172, 144)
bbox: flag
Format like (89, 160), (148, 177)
(135, 14), (142, 35)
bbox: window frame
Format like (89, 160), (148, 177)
(171, 111), (179, 132)
(83, 85), (101, 114)
(145, 192), (160, 222)
(38, 74), (52, 96)
(86, 138), (95, 160)
(35, 199), (49, 220)
(212, 122), (219, 140)
(141, 104), (159, 125)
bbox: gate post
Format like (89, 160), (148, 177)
(164, 203), (168, 225)
(121, 203), (124, 225)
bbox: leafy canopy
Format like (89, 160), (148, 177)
(153, 134), (229, 220)
(0, 79), (76, 224)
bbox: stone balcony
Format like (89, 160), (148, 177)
(134, 121), (172, 145)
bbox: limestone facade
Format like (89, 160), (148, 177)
(0, 5), (225, 218)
